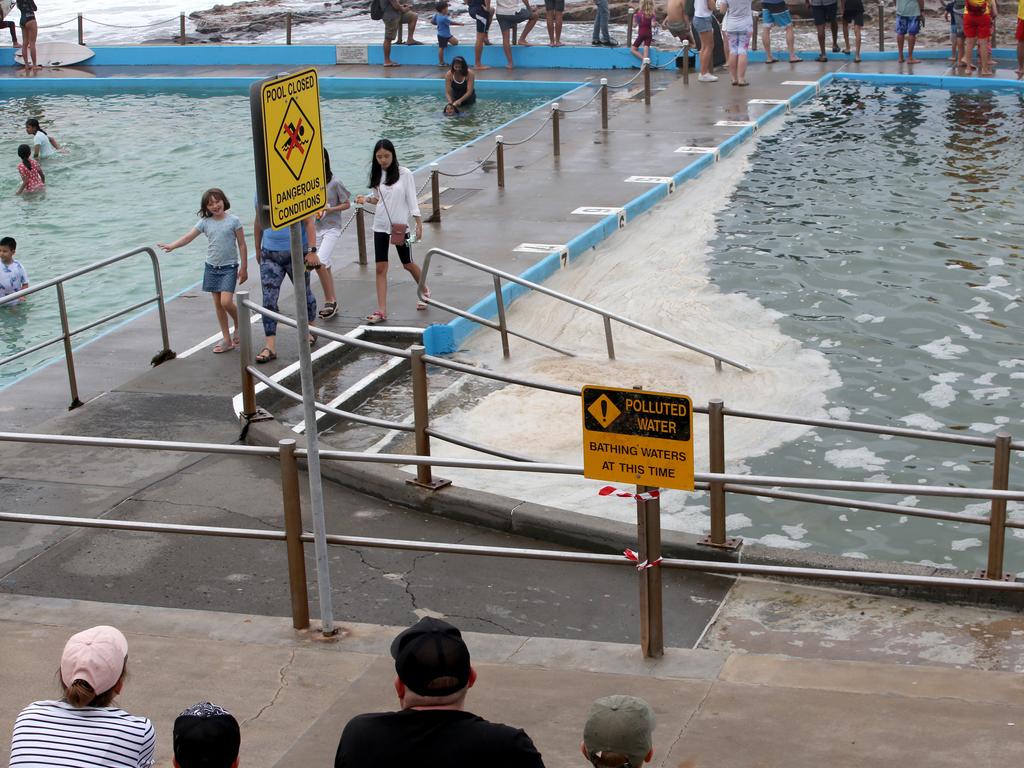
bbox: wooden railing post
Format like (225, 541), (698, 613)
(643, 58), (651, 105)
(355, 205), (368, 265)
(700, 399), (741, 550)
(407, 346), (452, 490)
(179, 13), (186, 44)
(279, 439), (311, 630)
(427, 163), (441, 223)
(984, 432), (1012, 580)
(77, 14), (84, 45)
(600, 78), (609, 129)
(235, 291), (257, 418)
(551, 103), (560, 157)
(496, 135), (505, 189)
(286, 12), (293, 44)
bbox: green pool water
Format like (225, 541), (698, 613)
(0, 86), (559, 386)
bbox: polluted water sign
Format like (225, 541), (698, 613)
(581, 385), (694, 491)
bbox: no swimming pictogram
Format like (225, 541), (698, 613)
(275, 98), (316, 181)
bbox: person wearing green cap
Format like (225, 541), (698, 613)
(581, 695), (656, 767)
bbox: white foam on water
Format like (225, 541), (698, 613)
(988, 257), (1005, 266)
(973, 372), (997, 386)
(828, 406), (851, 421)
(999, 359), (1024, 369)
(428, 143), (840, 529)
(957, 324), (982, 340)
(899, 413), (944, 431)
(751, 534), (812, 550)
(854, 314), (885, 324)
(970, 422), (1000, 434)
(951, 538), (983, 552)
(781, 523), (808, 540)
(919, 336), (968, 360)
(965, 297), (993, 317)
(969, 386), (1011, 401)
(842, 551), (869, 559)
(824, 447), (888, 472)
(919, 372), (961, 409)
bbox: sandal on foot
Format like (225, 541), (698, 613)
(365, 311), (387, 325)
(212, 341), (235, 354)
(764, 57), (779, 63)
(416, 287), (431, 311)
(255, 347), (276, 364)
(318, 301), (338, 320)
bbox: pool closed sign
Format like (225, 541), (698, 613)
(251, 67), (326, 229)
(582, 385), (694, 491)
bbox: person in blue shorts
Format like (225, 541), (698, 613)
(944, 0), (965, 64)
(842, 0), (864, 61)
(760, 0), (799, 62)
(544, 0), (564, 45)
(431, 1), (464, 66)
(895, 0), (925, 62)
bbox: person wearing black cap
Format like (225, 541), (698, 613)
(335, 617), (545, 767)
(173, 702), (241, 768)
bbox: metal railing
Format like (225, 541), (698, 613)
(0, 246), (175, 409)
(417, 247), (752, 372)
(2, 426), (1023, 658)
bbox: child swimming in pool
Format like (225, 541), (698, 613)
(14, 144), (43, 195)
(158, 188), (248, 354)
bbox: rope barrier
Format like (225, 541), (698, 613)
(416, 175), (431, 197)
(649, 47), (685, 69)
(501, 111), (555, 147)
(605, 66), (647, 89)
(556, 85), (604, 114)
(82, 15), (181, 29)
(38, 17), (77, 29)
(436, 143), (500, 178)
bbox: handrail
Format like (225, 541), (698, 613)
(417, 247), (753, 372)
(0, 246), (175, 409)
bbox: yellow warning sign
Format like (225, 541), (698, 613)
(582, 385), (694, 491)
(257, 68), (326, 229)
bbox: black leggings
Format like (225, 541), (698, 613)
(373, 230), (412, 265)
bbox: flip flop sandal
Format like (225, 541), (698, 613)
(764, 58), (779, 63)
(318, 301), (338, 320)
(365, 311), (387, 325)
(416, 287), (431, 311)
(212, 341), (234, 354)
(255, 347), (277, 364)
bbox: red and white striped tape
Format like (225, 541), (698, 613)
(624, 549), (663, 571)
(598, 485), (661, 502)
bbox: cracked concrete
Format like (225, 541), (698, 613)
(242, 649), (297, 727)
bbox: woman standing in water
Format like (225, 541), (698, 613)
(25, 119), (60, 159)
(444, 56), (477, 114)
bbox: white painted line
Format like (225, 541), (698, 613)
(293, 354), (407, 434)
(513, 242), (567, 253)
(571, 206), (625, 216)
(782, 80), (819, 86)
(179, 314), (261, 360)
(674, 145), (719, 154)
(715, 120), (756, 128)
(748, 98), (788, 105)
(624, 176), (674, 184)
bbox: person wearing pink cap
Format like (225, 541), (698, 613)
(9, 625), (156, 767)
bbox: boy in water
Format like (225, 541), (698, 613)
(431, 1), (464, 66)
(0, 237), (29, 302)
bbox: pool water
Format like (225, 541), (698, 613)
(708, 83), (1024, 571)
(426, 83), (1024, 573)
(0, 87), (559, 387)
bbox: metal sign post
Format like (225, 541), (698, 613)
(251, 68), (334, 635)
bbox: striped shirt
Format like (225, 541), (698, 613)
(10, 700), (156, 768)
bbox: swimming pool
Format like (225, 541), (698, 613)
(426, 81), (1024, 573)
(0, 81), (565, 387)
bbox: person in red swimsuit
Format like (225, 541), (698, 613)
(15, 143), (44, 195)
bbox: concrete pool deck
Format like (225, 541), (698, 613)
(2, 49), (1024, 685)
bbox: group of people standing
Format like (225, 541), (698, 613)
(158, 141), (428, 363)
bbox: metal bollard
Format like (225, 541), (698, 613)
(77, 14), (84, 45)
(643, 58), (651, 105)
(235, 291), (256, 418)
(700, 399), (742, 550)
(428, 163), (441, 223)
(985, 433), (1012, 580)
(682, 40), (690, 84)
(355, 204), (368, 265)
(627, 7), (635, 45)
(551, 103), (560, 158)
(600, 78), (609, 130)
(278, 439), (311, 630)
(179, 12), (186, 44)
(286, 12), (293, 44)
(407, 346), (451, 490)
(877, 2), (884, 51)
(752, 14), (758, 50)
(496, 135), (505, 189)
(636, 484), (664, 658)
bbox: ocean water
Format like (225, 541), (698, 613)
(427, 83), (1024, 573)
(0, 86), (559, 385)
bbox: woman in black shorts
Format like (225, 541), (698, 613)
(16, 0), (37, 70)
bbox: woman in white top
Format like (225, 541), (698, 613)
(354, 139), (428, 324)
(25, 118), (60, 160)
(9, 625), (156, 767)
(719, 0), (753, 85)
